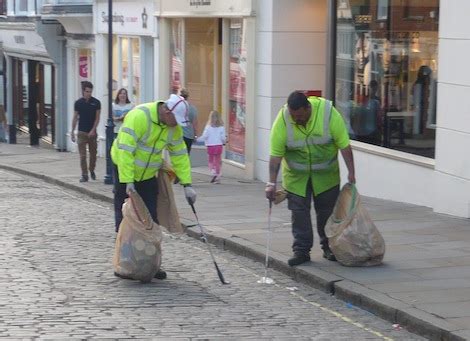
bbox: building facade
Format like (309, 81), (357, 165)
(1, 0), (468, 218)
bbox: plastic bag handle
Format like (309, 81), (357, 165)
(348, 182), (358, 215)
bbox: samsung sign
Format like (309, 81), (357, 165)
(189, 0), (211, 6)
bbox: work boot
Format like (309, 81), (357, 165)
(154, 269), (167, 280)
(288, 253), (310, 266)
(79, 175), (88, 182)
(323, 249), (337, 261)
(90, 171), (96, 180)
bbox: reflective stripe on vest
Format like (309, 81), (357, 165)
(286, 155), (338, 171)
(283, 99), (333, 148)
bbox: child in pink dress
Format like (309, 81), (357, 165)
(197, 111), (226, 183)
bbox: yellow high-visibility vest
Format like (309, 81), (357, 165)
(111, 101), (191, 184)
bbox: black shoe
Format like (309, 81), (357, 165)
(90, 171), (96, 180)
(210, 175), (217, 183)
(154, 269), (167, 280)
(323, 249), (337, 261)
(79, 175), (88, 183)
(288, 253), (310, 266)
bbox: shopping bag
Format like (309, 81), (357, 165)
(113, 191), (163, 283)
(325, 183), (385, 266)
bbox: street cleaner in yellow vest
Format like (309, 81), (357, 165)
(265, 91), (356, 266)
(111, 94), (197, 279)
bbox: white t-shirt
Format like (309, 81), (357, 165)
(112, 102), (134, 133)
(197, 125), (226, 146)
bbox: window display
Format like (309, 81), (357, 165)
(335, 0), (439, 158)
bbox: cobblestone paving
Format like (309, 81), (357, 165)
(0, 170), (425, 340)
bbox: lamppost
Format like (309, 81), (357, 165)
(104, 0), (114, 184)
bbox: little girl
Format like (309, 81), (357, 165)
(197, 111), (226, 184)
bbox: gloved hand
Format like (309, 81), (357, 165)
(126, 183), (136, 194)
(184, 185), (197, 205)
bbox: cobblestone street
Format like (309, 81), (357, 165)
(0, 169), (424, 340)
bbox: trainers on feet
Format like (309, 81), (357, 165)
(90, 171), (96, 180)
(79, 175), (89, 182)
(322, 249), (337, 261)
(288, 253), (310, 266)
(154, 269), (167, 280)
(210, 175), (217, 183)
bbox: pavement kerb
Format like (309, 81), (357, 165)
(0, 164), (113, 204)
(2, 163), (465, 341)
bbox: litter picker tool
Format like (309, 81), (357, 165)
(189, 203), (230, 285)
(257, 199), (275, 285)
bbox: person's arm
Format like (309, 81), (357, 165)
(192, 115), (199, 138)
(340, 145), (356, 184)
(71, 111), (79, 142)
(265, 156), (282, 201)
(89, 109), (100, 137)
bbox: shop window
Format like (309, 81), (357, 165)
(15, 0), (28, 14)
(227, 19), (246, 164)
(0, 0), (6, 15)
(112, 37), (140, 104)
(334, 0), (439, 159)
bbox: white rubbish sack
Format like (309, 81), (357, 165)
(325, 183), (385, 266)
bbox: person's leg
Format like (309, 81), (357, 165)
(77, 132), (88, 180)
(113, 166), (127, 233)
(287, 180), (313, 266)
(135, 177), (158, 224)
(214, 145), (223, 177)
(88, 135), (98, 178)
(313, 185), (340, 259)
(135, 176), (166, 279)
(183, 137), (193, 154)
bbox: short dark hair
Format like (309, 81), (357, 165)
(81, 81), (93, 91)
(287, 91), (309, 110)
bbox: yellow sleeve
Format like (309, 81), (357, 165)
(269, 108), (287, 157)
(112, 109), (147, 183)
(330, 106), (350, 149)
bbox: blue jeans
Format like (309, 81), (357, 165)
(287, 181), (339, 255)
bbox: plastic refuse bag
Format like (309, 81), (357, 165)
(113, 191), (163, 283)
(156, 165), (184, 235)
(325, 183), (385, 266)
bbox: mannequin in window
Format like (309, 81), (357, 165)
(412, 65), (436, 135)
(352, 80), (382, 145)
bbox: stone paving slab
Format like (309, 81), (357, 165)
(1, 142), (470, 340)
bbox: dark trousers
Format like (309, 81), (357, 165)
(183, 137), (193, 154)
(287, 181), (339, 255)
(113, 166), (158, 232)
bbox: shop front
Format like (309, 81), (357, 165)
(332, 1), (470, 218)
(335, 0), (439, 158)
(93, 0), (155, 156)
(157, 0), (255, 175)
(0, 22), (57, 147)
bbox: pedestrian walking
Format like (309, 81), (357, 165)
(197, 110), (226, 184)
(112, 88), (134, 138)
(111, 94), (197, 280)
(265, 91), (356, 266)
(71, 81), (101, 182)
(179, 88), (198, 154)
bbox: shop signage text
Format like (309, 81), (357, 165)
(96, 1), (154, 35)
(101, 12), (138, 26)
(14, 35), (25, 44)
(189, 0), (211, 6)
